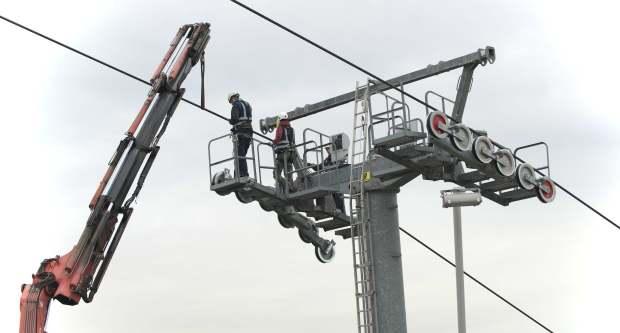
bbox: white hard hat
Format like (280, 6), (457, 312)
(279, 112), (289, 120)
(227, 92), (239, 103)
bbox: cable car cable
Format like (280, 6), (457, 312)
(0, 14), (273, 141)
(229, 0), (618, 231)
(399, 226), (554, 332)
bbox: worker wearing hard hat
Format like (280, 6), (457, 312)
(273, 112), (295, 192)
(228, 92), (253, 178)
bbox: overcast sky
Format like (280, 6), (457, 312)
(1, 0), (619, 332)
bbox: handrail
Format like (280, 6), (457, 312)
(409, 118), (425, 133)
(371, 115), (405, 127)
(302, 128), (331, 166)
(207, 133), (234, 183)
(208, 132), (269, 184)
(425, 90), (455, 116)
(256, 141), (275, 185)
(302, 127), (332, 142)
(370, 115), (406, 141)
(371, 108), (405, 119)
(514, 141), (551, 177)
(391, 100), (411, 124)
(366, 84), (412, 145)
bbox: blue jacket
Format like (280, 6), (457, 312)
(229, 99), (253, 133)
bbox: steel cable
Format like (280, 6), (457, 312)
(229, 0), (618, 230)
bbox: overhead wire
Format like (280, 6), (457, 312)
(0, 10), (609, 330)
(399, 227), (553, 332)
(514, 155), (620, 231)
(229, 0), (439, 113)
(0, 14), (150, 85)
(226, 1), (620, 331)
(2, 10), (614, 229)
(228, 0), (618, 231)
(0, 14), (272, 141)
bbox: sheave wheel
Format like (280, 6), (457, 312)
(278, 215), (295, 229)
(473, 136), (494, 164)
(536, 177), (556, 204)
(426, 111), (449, 139)
(234, 190), (253, 204)
(450, 124), (473, 151)
(259, 200), (273, 212)
(516, 163), (537, 190)
(315, 243), (336, 263)
(494, 149), (516, 177)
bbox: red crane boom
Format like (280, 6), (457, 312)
(19, 23), (211, 333)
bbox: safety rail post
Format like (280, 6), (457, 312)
(514, 142), (551, 177)
(399, 82), (408, 126)
(256, 142), (275, 185)
(250, 136), (258, 180)
(302, 127), (333, 167)
(232, 134), (240, 181)
(208, 133), (263, 183)
(425, 90), (455, 116)
(208, 133), (234, 183)
(367, 86), (411, 147)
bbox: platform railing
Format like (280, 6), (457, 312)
(514, 141), (551, 177)
(302, 128), (332, 167)
(282, 140), (327, 195)
(425, 90), (455, 116)
(368, 84), (411, 146)
(256, 141), (276, 186)
(208, 133), (268, 186)
(208, 128), (349, 198)
(265, 127), (344, 197)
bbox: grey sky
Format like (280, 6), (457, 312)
(1, 0), (619, 332)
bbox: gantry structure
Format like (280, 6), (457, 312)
(210, 46), (556, 333)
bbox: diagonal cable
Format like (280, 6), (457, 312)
(399, 227), (554, 332)
(0, 14), (273, 141)
(1, 11), (615, 229)
(230, 0), (438, 112)
(0, 14), (151, 85)
(229, 0), (618, 230)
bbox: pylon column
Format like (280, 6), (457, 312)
(367, 189), (407, 333)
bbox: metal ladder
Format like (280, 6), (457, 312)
(349, 81), (377, 333)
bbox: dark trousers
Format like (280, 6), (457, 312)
(274, 150), (294, 191)
(333, 193), (345, 212)
(235, 135), (251, 177)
